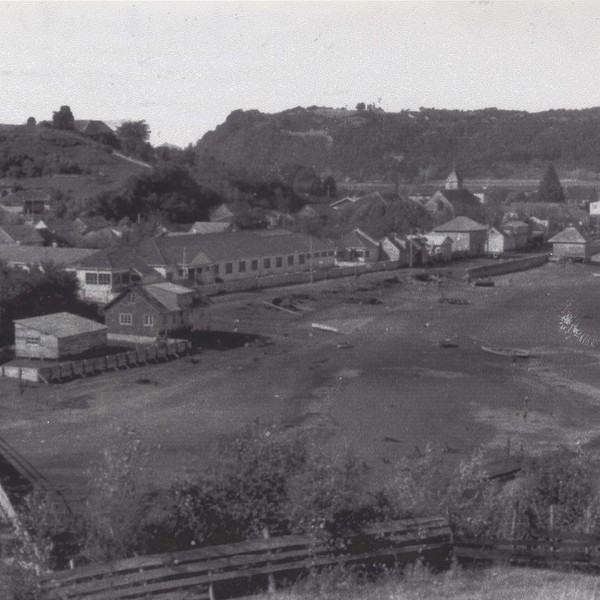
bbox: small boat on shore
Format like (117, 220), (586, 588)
(481, 346), (530, 358)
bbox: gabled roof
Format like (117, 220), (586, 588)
(341, 228), (380, 249)
(433, 216), (488, 232)
(136, 229), (337, 267)
(0, 224), (44, 245)
(104, 283), (192, 315)
(209, 204), (235, 222)
(0, 190), (50, 206)
(445, 169), (463, 188)
(548, 226), (588, 244)
(14, 312), (106, 337)
(422, 233), (452, 246)
(70, 248), (155, 273)
(0, 245), (96, 266)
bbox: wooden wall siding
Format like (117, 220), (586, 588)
(15, 327), (107, 360)
(0, 340), (191, 383)
(552, 242), (591, 259)
(40, 517), (451, 600)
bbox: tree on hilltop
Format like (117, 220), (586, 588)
(116, 120), (153, 161)
(52, 105), (75, 130)
(536, 164), (565, 203)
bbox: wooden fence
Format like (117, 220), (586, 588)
(0, 340), (192, 384)
(454, 533), (600, 571)
(39, 517), (451, 600)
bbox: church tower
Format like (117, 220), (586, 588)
(445, 168), (463, 191)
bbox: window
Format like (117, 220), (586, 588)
(364, 250), (370, 258)
(143, 314), (155, 327)
(119, 313), (132, 326)
(98, 273), (111, 285)
(263, 258), (271, 269)
(299, 254), (305, 265)
(127, 292), (135, 303)
(225, 262), (233, 274)
(213, 264), (220, 275)
(275, 256), (283, 268)
(238, 261), (246, 272)
(25, 336), (40, 345)
(287, 255), (294, 266)
(85, 272), (98, 285)
(251, 259), (259, 271)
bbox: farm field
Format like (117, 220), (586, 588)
(2, 261), (600, 505)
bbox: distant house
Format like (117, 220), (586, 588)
(548, 226), (591, 261)
(425, 170), (482, 224)
(0, 190), (50, 219)
(68, 248), (162, 304)
(104, 282), (200, 341)
(486, 227), (516, 255)
(338, 228), (381, 263)
(135, 229), (337, 286)
(433, 216), (488, 257)
(421, 233), (453, 262)
(330, 191), (387, 211)
(14, 312), (107, 360)
(502, 220), (530, 249)
(380, 234), (427, 266)
(209, 203), (235, 223)
(0, 224), (44, 246)
(35, 217), (125, 249)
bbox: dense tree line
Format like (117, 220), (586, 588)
(0, 264), (99, 345)
(197, 106), (600, 181)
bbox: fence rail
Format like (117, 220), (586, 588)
(39, 517), (451, 600)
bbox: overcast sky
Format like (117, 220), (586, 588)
(1, 1), (600, 147)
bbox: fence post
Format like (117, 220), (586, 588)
(263, 527), (276, 593)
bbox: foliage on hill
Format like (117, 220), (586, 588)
(85, 163), (224, 223)
(196, 106), (600, 182)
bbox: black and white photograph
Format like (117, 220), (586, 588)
(2, 1), (600, 598)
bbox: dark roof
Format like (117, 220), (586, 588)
(136, 229), (338, 267)
(433, 216), (488, 232)
(1, 190), (50, 206)
(73, 120), (114, 136)
(0, 224), (44, 244)
(71, 248), (155, 273)
(0, 245), (96, 266)
(341, 228), (380, 249)
(209, 204), (235, 222)
(14, 312), (106, 337)
(104, 283), (192, 314)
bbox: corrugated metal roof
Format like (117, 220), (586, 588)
(14, 312), (107, 337)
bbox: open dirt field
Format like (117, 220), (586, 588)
(3, 261), (600, 505)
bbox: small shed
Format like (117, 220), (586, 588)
(548, 226), (591, 261)
(14, 312), (107, 359)
(486, 227), (516, 254)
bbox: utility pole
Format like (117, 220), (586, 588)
(309, 235), (314, 284)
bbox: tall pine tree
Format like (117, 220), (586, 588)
(537, 164), (565, 203)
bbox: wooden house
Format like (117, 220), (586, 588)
(103, 282), (200, 341)
(433, 216), (488, 257)
(338, 228), (381, 263)
(548, 226), (591, 261)
(14, 312), (107, 360)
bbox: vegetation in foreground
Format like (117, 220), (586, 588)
(4, 424), (600, 598)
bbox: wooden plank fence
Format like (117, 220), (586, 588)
(39, 517), (451, 600)
(0, 340), (192, 384)
(454, 533), (600, 571)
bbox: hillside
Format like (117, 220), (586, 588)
(196, 106), (600, 182)
(0, 124), (146, 201)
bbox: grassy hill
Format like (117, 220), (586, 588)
(0, 124), (146, 201)
(196, 106), (600, 182)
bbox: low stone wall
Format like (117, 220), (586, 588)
(465, 253), (550, 281)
